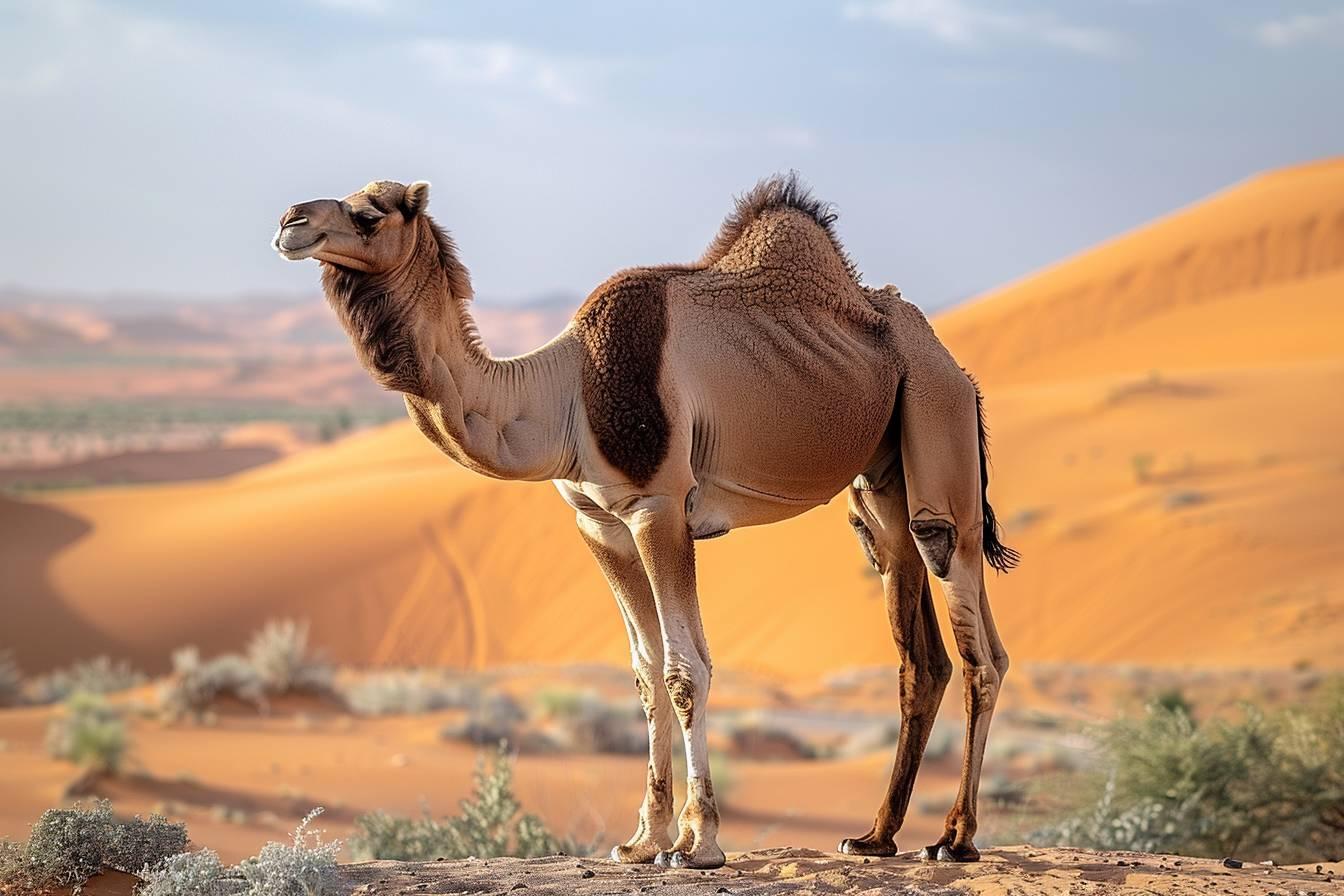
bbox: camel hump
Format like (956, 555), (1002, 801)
(573, 269), (674, 486)
(699, 171), (859, 282)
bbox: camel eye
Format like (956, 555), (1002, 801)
(354, 210), (384, 230)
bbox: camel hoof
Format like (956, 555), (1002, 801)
(611, 843), (660, 864)
(654, 848), (725, 870)
(838, 837), (898, 857)
(935, 844), (980, 863)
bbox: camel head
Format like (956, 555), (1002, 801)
(273, 180), (432, 273)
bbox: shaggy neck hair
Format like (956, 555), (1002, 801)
(320, 215), (476, 395)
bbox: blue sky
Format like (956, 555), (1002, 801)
(1, 0), (1341, 309)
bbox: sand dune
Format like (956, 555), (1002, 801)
(2, 159), (1342, 679)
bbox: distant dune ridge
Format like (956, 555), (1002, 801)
(2, 159), (1342, 677)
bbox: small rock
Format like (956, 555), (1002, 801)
(717, 889), (731, 894)
(862, 858), (871, 864)
(579, 869), (595, 879)
(1222, 858), (1244, 869)
(509, 884), (528, 891)
(1263, 860), (1277, 867)
(1316, 866), (1324, 874)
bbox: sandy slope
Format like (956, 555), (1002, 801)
(2, 159), (1343, 678)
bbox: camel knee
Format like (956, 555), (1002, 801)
(663, 652), (710, 730)
(910, 517), (957, 579)
(848, 514), (884, 574)
(963, 663), (1001, 712)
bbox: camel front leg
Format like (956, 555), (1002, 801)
(576, 515), (675, 863)
(626, 495), (725, 870)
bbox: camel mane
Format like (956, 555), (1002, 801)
(698, 171), (860, 282)
(321, 214), (476, 394)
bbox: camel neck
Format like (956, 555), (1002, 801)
(397, 226), (581, 482)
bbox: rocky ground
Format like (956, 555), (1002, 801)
(336, 847), (1343, 896)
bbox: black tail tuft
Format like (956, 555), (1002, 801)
(969, 372), (1020, 574)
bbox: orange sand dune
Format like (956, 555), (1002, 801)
(1, 159), (1342, 679)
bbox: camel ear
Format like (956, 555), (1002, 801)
(402, 181), (431, 218)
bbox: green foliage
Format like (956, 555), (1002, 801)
(349, 745), (578, 861)
(45, 692), (129, 773)
(0, 651), (20, 708)
(1032, 687), (1344, 862)
(246, 620), (333, 696)
(28, 655), (147, 704)
(0, 801), (186, 893)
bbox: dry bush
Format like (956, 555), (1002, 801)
(349, 745), (578, 861)
(158, 647), (266, 720)
(344, 670), (481, 716)
(246, 620), (333, 696)
(0, 801), (185, 893)
(137, 809), (340, 896)
(534, 689), (646, 755)
(28, 656), (147, 704)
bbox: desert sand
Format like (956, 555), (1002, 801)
(335, 849), (1343, 896)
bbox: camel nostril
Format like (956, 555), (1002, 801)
(283, 215), (309, 229)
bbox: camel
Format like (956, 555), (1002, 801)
(272, 174), (1018, 869)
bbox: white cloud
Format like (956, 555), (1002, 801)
(410, 39), (587, 105)
(1255, 10), (1344, 47)
(843, 0), (1121, 56)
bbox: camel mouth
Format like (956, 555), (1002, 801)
(273, 231), (327, 261)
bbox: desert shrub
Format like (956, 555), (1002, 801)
(534, 689), (646, 755)
(440, 693), (527, 746)
(137, 848), (232, 896)
(159, 647), (265, 719)
(723, 712), (816, 760)
(235, 808), (341, 896)
(136, 810), (338, 896)
(45, 692), (129, 773)
(247, 620), (333, 696)
(28, 655), (147, 704)
(344, 670), (480, 716)
(0, 801), (186, 892)
(1032, 687), (1344, 862)
(0, 651), (20, 707)
(836, 720), (901, 758)
(349, 745), (577, 861)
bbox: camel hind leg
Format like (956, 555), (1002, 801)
(839, 467), (953, 856)
(901, 368), (1010, 862)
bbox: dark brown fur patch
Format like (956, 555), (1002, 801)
(573, 269), (673, 486)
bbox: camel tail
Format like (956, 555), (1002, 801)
(970, 373), (1020, 574)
